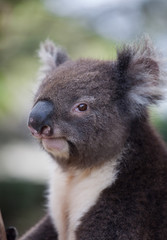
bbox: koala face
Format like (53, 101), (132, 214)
(28, 38), (166, 170)
(30, 59), (128, 169)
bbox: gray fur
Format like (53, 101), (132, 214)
(20, 36), (167, 240)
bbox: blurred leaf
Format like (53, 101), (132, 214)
(0, 0), (116, 118)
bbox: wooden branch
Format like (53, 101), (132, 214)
(0, 210), (7, 240)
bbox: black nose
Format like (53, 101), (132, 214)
(28, 100), (54, 136)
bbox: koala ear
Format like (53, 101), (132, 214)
(116, 35), (167, 114)
(38, 39), (69, 80)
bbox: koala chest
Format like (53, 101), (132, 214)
(48, 161), (117, 240)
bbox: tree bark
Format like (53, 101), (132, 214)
(0, 210), (7, 240)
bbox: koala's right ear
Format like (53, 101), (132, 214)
(38, 39), (69, 79)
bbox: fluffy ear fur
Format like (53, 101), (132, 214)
(38, 39), (68, 80)
(116, 36), (167, 114)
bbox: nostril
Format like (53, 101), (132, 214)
(28, 115), (53, 137)
(41, 125), (52, 136)
(28, 117), (53, 136)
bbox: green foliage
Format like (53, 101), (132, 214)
(0, 180), (45, 234)
(151, 111), (167, 142)
(0, 0), (116, 118)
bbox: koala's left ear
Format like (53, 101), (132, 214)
(38, 39), (69, 79)
(116, 35), (167, 113)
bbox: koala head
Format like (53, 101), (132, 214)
(28, 37), (166, 170)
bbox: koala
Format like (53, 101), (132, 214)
(20, 36), (167, 240)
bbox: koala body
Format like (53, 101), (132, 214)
(21, 37), (167, 240)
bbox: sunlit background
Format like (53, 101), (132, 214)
(1, 0), (167, 236)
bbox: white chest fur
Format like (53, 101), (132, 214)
(48, 160), (118, 240)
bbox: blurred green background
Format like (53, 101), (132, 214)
(1, 0), (167, 236)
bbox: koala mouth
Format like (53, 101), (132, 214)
(42, 137), (68, 152)
(41, 137), (70, 160)
(28, 123), (70, 160)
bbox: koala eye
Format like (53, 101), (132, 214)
(77, 103), (88, 111)
(71, 99), (92, 115)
